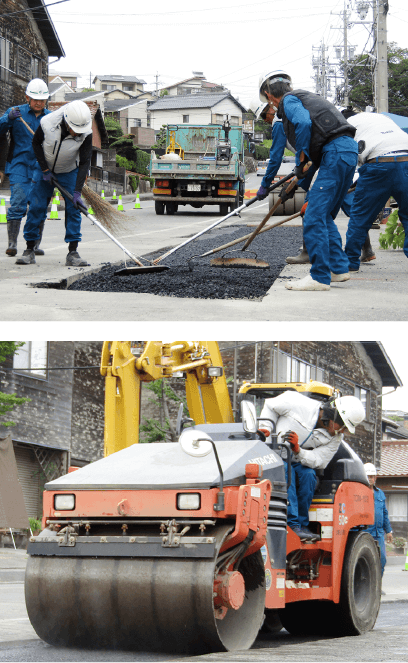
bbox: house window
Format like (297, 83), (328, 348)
(230, 116), (239, 125)
(387, 493), (408, 521)
(273, 350), (320, 383)
(147, 114), (151, 128)
(354, 385), (369, 417)
(31, 57), (41, 79)
(133, 119), (142, 127)
(183, 115), (189, 123)
(0, 37), (11, 82)
(214, 114), (224, 124)
(13, 342), (48, 379)
(123, 85), (134, 92)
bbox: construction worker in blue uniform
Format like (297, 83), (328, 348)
(0, 78), (50, 256)
(258, 391), (365, 542)
(258, 70), (358, 290)
(344, 111), (408, 272)
(364, 463), (393, 589)
(250, 95), (314, 264)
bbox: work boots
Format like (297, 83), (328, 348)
(66, 251), (89, 267)
(286, 241), (310, 264)
(6, 219), (45, 256)
(15, 249), (36, 265)
(361, 234), (376, 262)
(5, 219), (21, 256)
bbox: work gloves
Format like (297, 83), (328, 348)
(42, 170), (53, 183)
(280, 180), (298, 204)
(282, 430), (300, 454)
(258, 428), (270, 437)
(72, 191), (85, 210)
(8, 107), (21, 121)
(300, 202), (308, 216)
(256, 185), (269, 200)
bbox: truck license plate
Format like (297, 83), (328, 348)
(187, 184), (201, 191)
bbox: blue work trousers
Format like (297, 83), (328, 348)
(370, 533), (387, 577)
(23, 165), (82, 243)
(284, 461), (317, 530)
(345, 160), (408, 270)
(303, 137), (358, 285)
(7, 180), (33, 221)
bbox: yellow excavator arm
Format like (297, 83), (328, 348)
(100, 341), (233, 456)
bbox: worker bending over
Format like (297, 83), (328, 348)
(0, 79), (50, 257)
(259, 391), (365, 541)
(259, 70), (358, 290)
(16, 100), (93, 267)
(251, 91), (314, 265)
(344, 111), (408, 272)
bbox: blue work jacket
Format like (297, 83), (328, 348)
(366, 485), (392, 539)
(0, 103), (50, 182)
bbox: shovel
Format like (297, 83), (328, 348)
(151, 170), (296, 266)
(50, 178), (169, 275)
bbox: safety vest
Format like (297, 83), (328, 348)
(40, 107), (92, 173)
(277, 89), (356, 166)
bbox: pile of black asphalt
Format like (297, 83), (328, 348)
(68, 224), (303, 300)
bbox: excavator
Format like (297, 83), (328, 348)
(25, 341), (381, 654)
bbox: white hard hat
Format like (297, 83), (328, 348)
(334, 395), (365, 434)
(26, 78), (49, 100)
(248, 97), (269, 120)
(364, 462), (377, 476)
(259, 70), (292, 103)
(63, 100), (92, 134)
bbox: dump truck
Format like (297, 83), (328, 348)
(25, 341), (381, 654)
(150, 121), (245, 215)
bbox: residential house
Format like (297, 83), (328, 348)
(48, 76), (75, 102)
(377, 438), (408, 539)
(147, 92), (246, 130)
(104, 97), (155, 145)
(0, 342), (105, 519)
(161, 72), (227, 96)
(48, 70), (79, 89)
(0, 0), (65, 115)
(93, 75), (146, 96)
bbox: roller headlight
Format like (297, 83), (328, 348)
(177, 493), (200, 510)
(54, 494), (75, 510)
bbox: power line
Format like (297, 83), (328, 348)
(0, 0), (69, 18)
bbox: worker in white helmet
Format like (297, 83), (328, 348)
(259, 392), (365, 542)
(0, 78), (50, 257)
(364, 462), (393, 588)
(16, 100), (93, 267)
(258, 70), (358, 290)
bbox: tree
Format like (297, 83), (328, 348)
(0, 342), (30, 427)
(104, 116), (124, 146)
(348, 42), (408, 116)
(139, 379), (188, 443)
(152, 125), (167, 149)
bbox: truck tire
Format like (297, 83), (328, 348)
(333, 532), (381, 636)
(166, 203), (177, 215)
(220, 203), (229, 216)
(155, 201), (165, 215)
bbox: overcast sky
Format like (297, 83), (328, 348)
(46, 0), (408, 109)
(381, 341), (408, 412)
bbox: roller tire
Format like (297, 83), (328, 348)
(279, 600), (327, 636)
(155, 201), (164, 215)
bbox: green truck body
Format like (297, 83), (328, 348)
(149, 124), (245, 215)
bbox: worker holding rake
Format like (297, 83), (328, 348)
(259, 70), (358, 290)
(16, 100), (93, 267)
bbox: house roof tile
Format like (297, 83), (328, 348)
(148, 92), (245, 112)
(378, 444), (408, 476)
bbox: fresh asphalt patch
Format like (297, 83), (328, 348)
(67, 225), (303, 300)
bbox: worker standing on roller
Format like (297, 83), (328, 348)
(0, 79), (50, 257)
(364, 463), (393, 588)
(259, 391), (365, 541)
(258, 71), (358, 290)
(344, 111), (408, 272)
(16, 99), (93, 267)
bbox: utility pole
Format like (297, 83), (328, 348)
(343, 9), (349, 106)
(376, 0), (389, 112)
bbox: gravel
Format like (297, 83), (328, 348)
(68, 224), (302, 300)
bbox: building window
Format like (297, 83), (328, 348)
(31, 57), (41, 79)
(183, 115), (189, 123)
(0, 37), (11, 82)
(123, 85), (134, 92)
(13, 342), (48, 379)
(354, 385), (369, 417)
(272, 349), (322, 383)
(132, 119), (142, 127)
(230, 116), (239, 125)
(387, 493), (408, 521)
(214, 114), (224, 124)
(147, 113), (151, 128)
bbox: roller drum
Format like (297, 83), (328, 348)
(25, 530), (265, 654)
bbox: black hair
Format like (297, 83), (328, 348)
(320, 402), (345, 427)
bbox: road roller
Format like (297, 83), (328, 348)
(25, 342), (382, 654)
